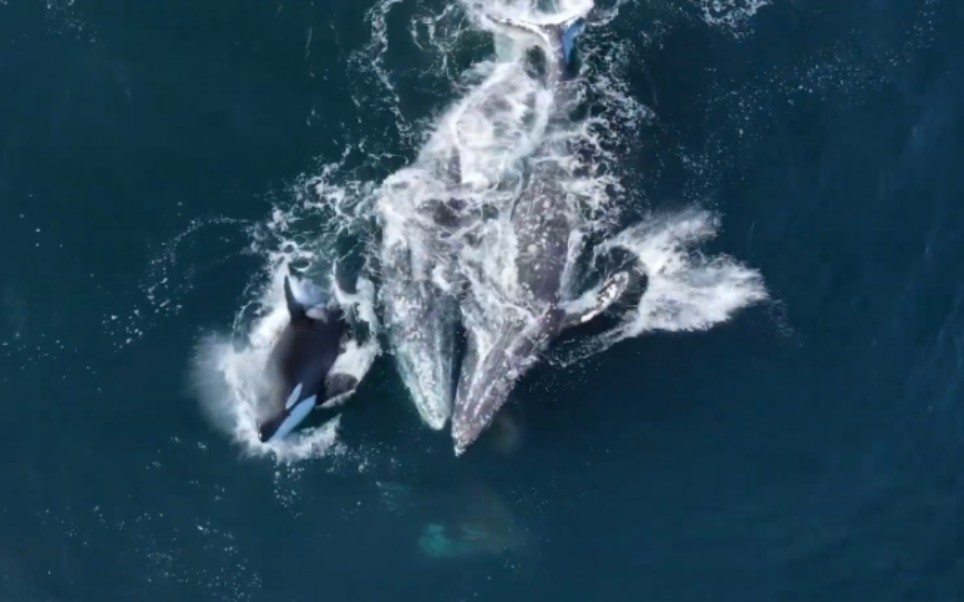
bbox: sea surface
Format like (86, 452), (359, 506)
(2, 0), (963, 600)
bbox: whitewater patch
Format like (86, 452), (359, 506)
(549, 209), (768, 365)
(103, 0), (947, 462)
(449, 1), (767, 328)
(166, 0), (774, 460)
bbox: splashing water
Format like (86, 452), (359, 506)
(179, 0), (770, 460)
(363, 0), (768, 451)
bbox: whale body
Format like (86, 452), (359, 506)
(451, 11), (645, 454)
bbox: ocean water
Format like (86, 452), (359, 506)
(1, 0), (963, 600)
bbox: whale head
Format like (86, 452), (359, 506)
(452, 307), (565, 454)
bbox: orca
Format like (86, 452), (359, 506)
(257, 274), (361, 443)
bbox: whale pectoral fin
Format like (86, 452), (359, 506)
(560, 271), (632, 329)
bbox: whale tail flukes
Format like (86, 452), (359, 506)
(480, 12), (588, 69)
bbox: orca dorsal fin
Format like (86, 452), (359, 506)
(284, 276), (308, 322)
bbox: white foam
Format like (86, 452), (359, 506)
(463, 0), (595, 28)
(605, 210), (767, 332)
(698, 0), (771, 34)
(189, 0), (769, 457)
(353, 0), (410, 140)
(372, 0), (769, 449)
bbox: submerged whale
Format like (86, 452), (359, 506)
(451, 12), (644, 454)
(257, 274), (365, 443)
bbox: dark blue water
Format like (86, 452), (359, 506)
(2, 1), (963, 600)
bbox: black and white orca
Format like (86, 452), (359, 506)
(257, 274), (361, 443)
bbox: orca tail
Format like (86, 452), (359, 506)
(557, 17), (587, 67)
(482, 13), (587, 69)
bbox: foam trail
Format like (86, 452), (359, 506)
(698, 0), (771, 34)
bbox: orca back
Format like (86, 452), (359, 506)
(269, 309), (345, 398)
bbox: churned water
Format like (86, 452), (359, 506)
(1, 0), (962, 600)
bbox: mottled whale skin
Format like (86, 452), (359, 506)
(257, 275), (360, 443)
(377, 169), (461, 431)
(376, 10), (576, 433)
(452, 12), (642, 454)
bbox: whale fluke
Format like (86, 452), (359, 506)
(479, 12), (588, 71)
